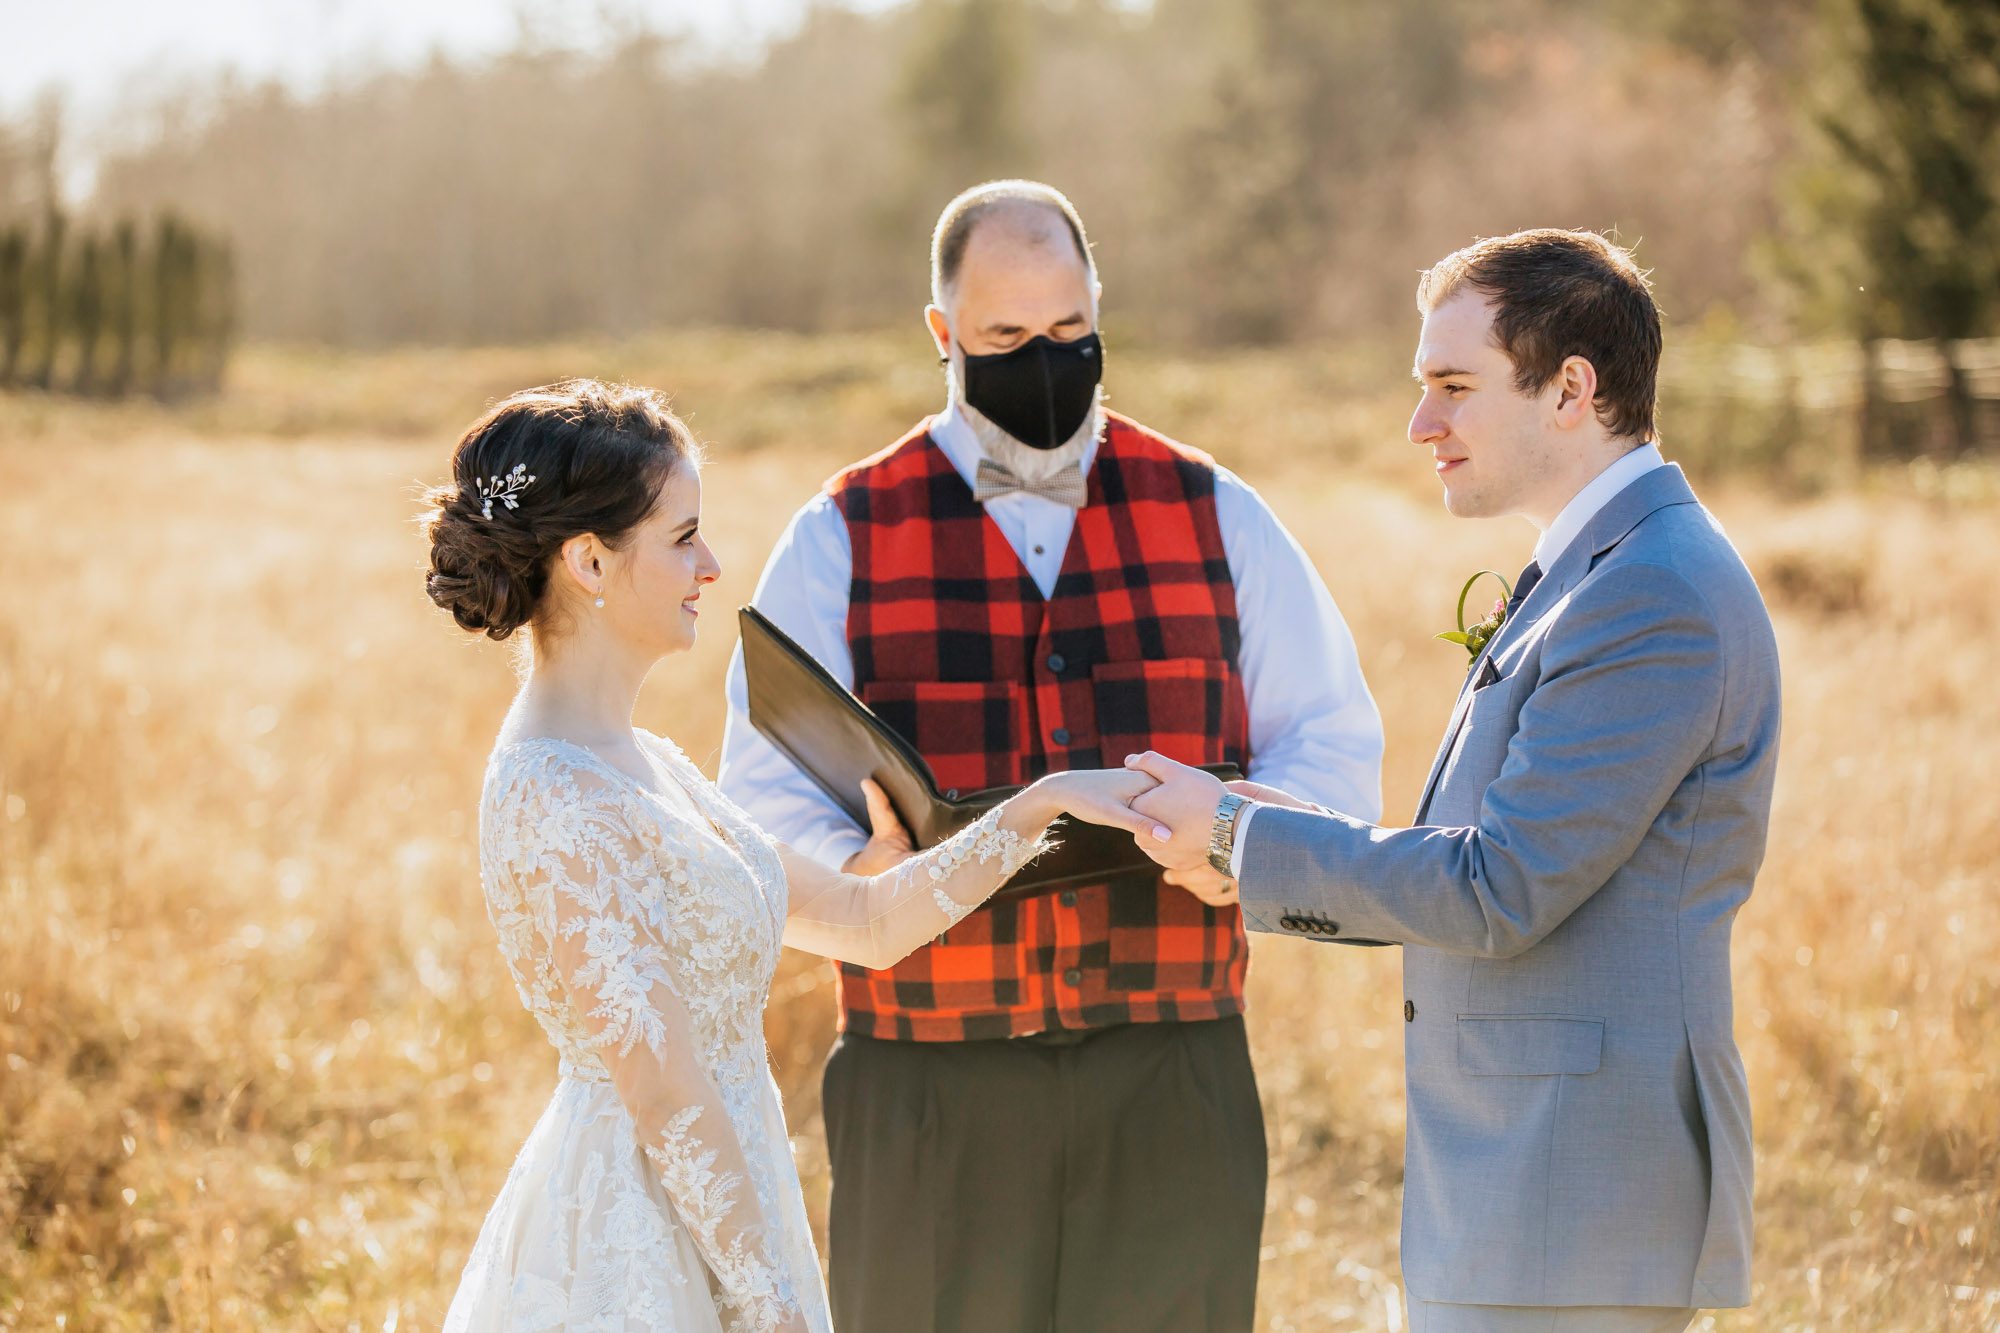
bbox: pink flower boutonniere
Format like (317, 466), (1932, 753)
(1435, 569), (1515, 660)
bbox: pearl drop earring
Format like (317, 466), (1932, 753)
(594, 595), (605, 609)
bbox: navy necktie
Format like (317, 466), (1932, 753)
(1506, 560), (1543, 620)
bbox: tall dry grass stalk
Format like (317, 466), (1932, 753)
(1, 335), (1995, 1330)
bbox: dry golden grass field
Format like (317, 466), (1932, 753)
(2, 330), (1996, 1331)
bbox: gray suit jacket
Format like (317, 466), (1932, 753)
(1238, 465), (1778, 1310)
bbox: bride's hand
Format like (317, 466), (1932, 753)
(1022, 768), (1168, 841)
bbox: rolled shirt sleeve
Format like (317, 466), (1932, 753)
(1213, 465), (1384, 822)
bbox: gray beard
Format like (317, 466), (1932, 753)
(947, 357), (1104, 485)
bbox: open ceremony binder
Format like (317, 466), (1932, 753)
(738, 606), (1241, 901)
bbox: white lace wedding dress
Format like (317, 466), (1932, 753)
(442, 729), (1045, 1333)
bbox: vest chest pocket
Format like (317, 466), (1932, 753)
(1090, 658), (1246, 770)
(858, 680), (1026, 793)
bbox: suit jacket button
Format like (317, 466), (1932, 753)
(1063, 968), (1082, 987)
(1046, 653), (1067, 673)
(1058, 889), (1078, 908)
(1052, 728), (1072, 746)
(1280, 915), (1300, 931)
(1405, 1000), (1416, 1022)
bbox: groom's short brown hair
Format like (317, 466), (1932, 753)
(1417, 229), (1661, 443)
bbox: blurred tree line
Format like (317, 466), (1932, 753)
(3, 0), (1995, 448)
(41, 0), (1801, 346)
(0, 210), (236, 399)
(0, 113), (235, 397)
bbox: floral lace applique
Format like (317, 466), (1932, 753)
(468, 739), (820, 1333)
(902, 805), (1053, 926)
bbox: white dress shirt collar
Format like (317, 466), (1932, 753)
(929, 399), (1101, 491)
(1532, 442), (1665, 569)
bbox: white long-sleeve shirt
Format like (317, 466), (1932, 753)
(719, 402), (1384, 868)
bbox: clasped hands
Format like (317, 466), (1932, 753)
(1116, 752), (1320, 907)
(1055, 751), (1319, 908)
(843, 755), (1316, 909)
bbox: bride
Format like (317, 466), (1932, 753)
(422, 380), (1162, 1333)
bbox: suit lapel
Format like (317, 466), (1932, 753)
(1410, 465), (1701, 826)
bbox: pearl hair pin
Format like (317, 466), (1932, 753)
(475, 463), (536, 520)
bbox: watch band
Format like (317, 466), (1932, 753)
(1207, 792), (1250, 876)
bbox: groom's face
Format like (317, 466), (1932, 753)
(1409, 290), (1561, 519)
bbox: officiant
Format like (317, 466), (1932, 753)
(719, 179), (1383, 1333)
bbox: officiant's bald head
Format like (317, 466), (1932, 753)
(926, 181), (1101, 361)
(930, 181), (1098, 315)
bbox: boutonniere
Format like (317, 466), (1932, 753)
(1435, 570), (1515, 659)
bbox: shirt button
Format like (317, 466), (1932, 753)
(1059, 889), (1078, 907)
(1051, 728), (1072, 746)
(1063, 968), (1082, 987)
(1046, 653), (1066, 673)
(1033, 544), (1046, 555)
(1405, 1000), (1417, 1023)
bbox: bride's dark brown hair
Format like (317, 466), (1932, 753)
(423, 379), (702, 640)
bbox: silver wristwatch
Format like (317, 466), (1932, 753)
(1207, 792), (1250, 876)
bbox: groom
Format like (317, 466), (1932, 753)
(1125, 229), (1780, 1332)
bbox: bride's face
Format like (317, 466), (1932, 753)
(601, 463), (720, 657)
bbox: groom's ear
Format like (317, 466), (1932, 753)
(1552, 355), (1599, 430)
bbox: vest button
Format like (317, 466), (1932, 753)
(1405, 999), (1417, 1023)
(1063, 968), (1082, 987)
(1051, 728), (1072, 746)
(1046, 653), (1066, 674)
(1059, 889), (1078, 907)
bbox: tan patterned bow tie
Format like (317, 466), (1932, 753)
(972, 457), (1089, 509)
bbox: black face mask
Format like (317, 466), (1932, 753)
(960, 332), (1103, 450)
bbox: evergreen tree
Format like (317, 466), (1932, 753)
(152, 214), (187, 393)
(1164, 0), (1467, 343)
(899, 0), (1031, 213)
(0, 226), (23, 385)
(28, 210), (64, 391)
(70, 229), (105, 394)
(108, 218), (137, 396)
(1795, 0), (2000, 452)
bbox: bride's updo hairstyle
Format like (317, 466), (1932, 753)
(423, 378), (702, 641)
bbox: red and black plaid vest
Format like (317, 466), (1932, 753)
(828, 410), (1252, 1042)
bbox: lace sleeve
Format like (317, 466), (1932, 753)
(505, 768), (801, 1333)
(779, 803), (1055, 969)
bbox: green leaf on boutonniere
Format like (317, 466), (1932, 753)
(1434, 569), (1515, 660)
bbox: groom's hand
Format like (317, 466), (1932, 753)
(1123, 751), (1226, 873)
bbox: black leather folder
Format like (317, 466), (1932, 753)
(738, 606), (1240, 900)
